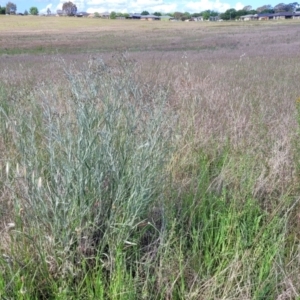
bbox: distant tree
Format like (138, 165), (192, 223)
(288, 2), (299, 11)
(47, 8), (51, 15)
(235, 8), (257, 18)
(274, 3), (290, 11)
(260, 8), (275, 13)
(123, 13), (129, 18)
(153, 12), (162, 16)
(174, 11), (183, 20)
(94, 12), (100, 18)
(256, 4), (274, 13)
(266, 9), (275, 13)
(116, 12), (124, 17)
(220, 8), (236, 20)
(0, 6), (6, 14)
(6, 2), (17, 14)
(202, 10), (210, 20)
(210, 10), (219, 16)
(243, 5), (252, 11)
(24, 9), (28, 15)
(191, 12), (201, 17)
(30, 6), (39, 15)
(110, 11), (117, 19)
(141, 10), (149, 15)
(201, 10), (218, 20)
(181, 11), (191, 20)
(62, 1), (77, 16)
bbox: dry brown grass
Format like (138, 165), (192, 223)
(1, 15), (300, 56)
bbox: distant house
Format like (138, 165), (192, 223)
(100, 12), (110, 19)
(140, 14), (160, 21)
(160, 15), (172, 21)
(258, 14), (271, 20)
(209, 16), (220, 21)
(127, 13), (160, 20)
(240, 14), (258, 21)
(257, 12), (300, 20)
(56, 10), (65, 16)
(273, 12), (300, 19)
(128, 13), (142, 19)
(192, 16), (204, 21)
(76, 12), (89, 17)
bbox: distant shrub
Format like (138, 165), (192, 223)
(0, 55), (176, 294)
(110, 11), (117, 19)
(29, 6), (38, 15)
(0, 6), (6, 14)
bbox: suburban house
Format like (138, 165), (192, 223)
(258, 14), (269, 20)
(141, 14), (160, 20)
(209, 16), (220, 21)
(192, 16), (205, 21)
(127, 13), (160, 20)
(241, 11), (300, 20)
(76, 12), (89, 17)
(160, 15), (173, 21)
(272, 12), (300, 19)
(56, 10), (66, 16)
(100, 12), (110, 19)
(240, 14), (258, 21)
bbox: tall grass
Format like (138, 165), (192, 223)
(0, 53), (300, 299)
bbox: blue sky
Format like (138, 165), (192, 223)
(0, 0), (287, 14)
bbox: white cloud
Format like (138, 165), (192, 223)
(234, 2), (244, 10)
(149, 3), (178, 12)
(84, 0), (177, 13)
(87, 6), (108, 13)
(56, 3), (62, 11)
(73, 0), (86, 11)
(40, 3), (53, 14)
(186, 0), (230, 12)
(53, 0), (242, 14)
(87, 0), (127, 4)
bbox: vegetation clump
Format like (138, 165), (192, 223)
(29, 6), (38, 15)
(1, 20), (300, 298)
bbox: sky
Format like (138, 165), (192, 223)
(0, 0), (287, 15)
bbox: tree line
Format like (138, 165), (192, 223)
(1, 1), (300, 20)
(0, 1), (77, 16)
(0, 2), (40, 15)
(107, 3), (300, 21)
(220, 3), (300, 20)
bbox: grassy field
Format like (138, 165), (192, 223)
(1, 16), (300, 299)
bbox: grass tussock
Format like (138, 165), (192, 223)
(0, 47), (300, 299)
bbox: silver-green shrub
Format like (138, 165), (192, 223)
(1, 55), (175, 273)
